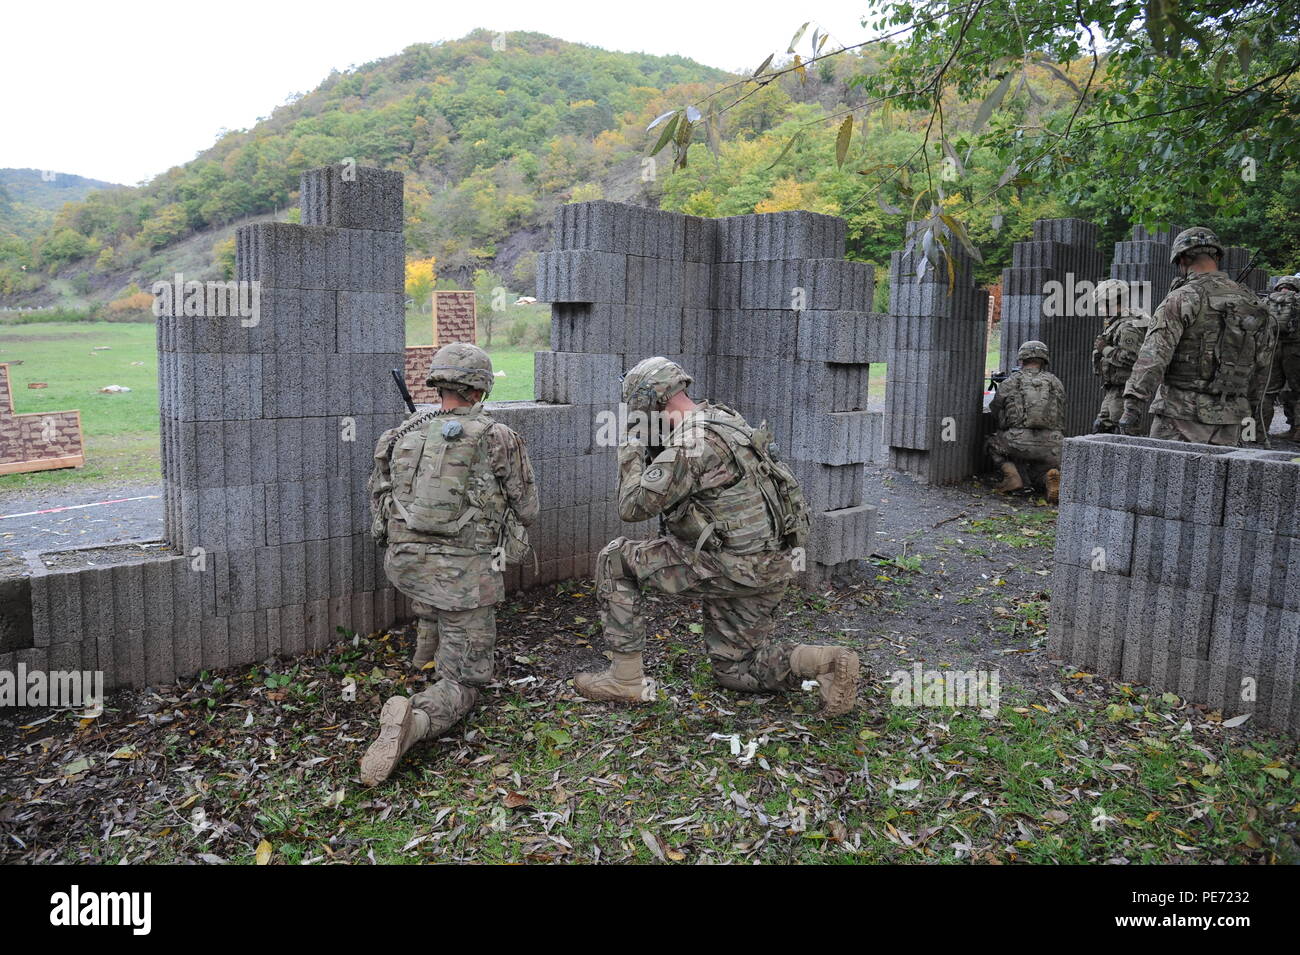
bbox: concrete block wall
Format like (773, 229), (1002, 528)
(0, 165), (412, 690)
(884, 221), (989, 485)
(529, 201), (883, 583)
(1049, 433), (1299, 733)
(1000, 218), (1107, 437)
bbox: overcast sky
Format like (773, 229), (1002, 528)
(1, 0), (871, 186)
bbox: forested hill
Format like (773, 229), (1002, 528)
(4, 25), (1296, 312)
(0, 29), (731, 303)
(0, 169), (123, 239)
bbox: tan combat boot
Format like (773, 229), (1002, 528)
(573, 651), (657, 704)
(360, 696), (430, 786)
(411, 630), (438, 670)
(994, 461), (1024, 493)
(790, 645), (860, 717)
(1044, 468), (1061, 504)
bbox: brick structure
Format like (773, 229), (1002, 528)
(1050, 433), (1300, 733)
(433, 290), (477, 345)
(403, 345), (439, 404)
(999, 218), (1108, 437)
(0, 362), (84, 475)
(884, 221), (990, 485)
(0, 164), (411, 689)
(525, 201), (885, 584)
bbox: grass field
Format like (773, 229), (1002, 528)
(0, 317), (539, 493)
(0, 317), (1005, 493)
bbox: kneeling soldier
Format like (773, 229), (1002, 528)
(574, 357), (860, 716)
(986, 340), (1065, 503)
(361, 343), (538, 786)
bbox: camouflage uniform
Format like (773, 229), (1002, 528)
(576, 357), (859, 716)
(1090, 279), (1150, 433)
(1122, 229), (1274, 447)
(986, 340), (1065, 496)
(361, 344), (538, 786)
(1263, 277), (1300, 437)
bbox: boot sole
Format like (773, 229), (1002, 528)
(360, 696), (414, 786)
(820, 651), (860, 717)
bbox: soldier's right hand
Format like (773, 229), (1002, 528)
(1118, 401), (1142, 435)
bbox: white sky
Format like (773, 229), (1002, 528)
(0, 0), (872, 186)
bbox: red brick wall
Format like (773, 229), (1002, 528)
(403, 346), (441, 404)
(0, 363), (85, 473)
(434, 291), (476, 345)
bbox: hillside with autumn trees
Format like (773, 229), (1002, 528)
(3, 22), (1297, 318)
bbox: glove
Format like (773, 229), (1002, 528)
(1117, 400), (1142, 435)
(1092, 417), (1106, 433)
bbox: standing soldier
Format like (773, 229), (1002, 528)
(574, 357), (860, 716)
(986, 340), (1064, 504)
(360, 343), (539, 786)
(1264, 274), (1300, 440)
(1090, 279), (1150, 433)
(1119, 228), (1275, 445)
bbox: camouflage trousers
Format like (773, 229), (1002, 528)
(986, 427), (1061, 488)
(408, 599), (497, 738)
(1149, 415), (1241, 447)
(596, 536), (798, 693)
(1094, 385), (1126, 432)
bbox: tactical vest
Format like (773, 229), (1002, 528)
(1268, 290), (1300, 342)
(1100, 315), (1147, 385)
(1002, 370), (1063, 431)
(662, 406), (809, 556)
(1165, 274), (1271, 396)
(386, 405), (507, 553)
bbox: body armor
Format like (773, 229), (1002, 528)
(1163, 272), (1271, 397)
(385, 405), (508, 554)
(661, 405), (808, 556)
(998, 369), (1064, 431)
(1096, 314), (1149, 385)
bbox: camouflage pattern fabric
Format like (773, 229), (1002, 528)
(1149, 416), (1243, 446)
(596, 535), (798, 692)
(986, 368), (1064, 487)
(1125, 270), (1274, 442)
(369, 403), (538, 740)
(1095, 385), (1126, 433)
(1265, 289), (1300, 429)
(601, 400), (799, 691)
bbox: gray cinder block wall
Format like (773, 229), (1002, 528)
(1, 165), (411, 690)
(524, 201), (885, 584)
(999, 218), (1107, 437)
(1050, 433), (1299, 733)
(884, 220), (989, 485)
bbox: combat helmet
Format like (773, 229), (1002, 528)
(425, 342), (494, 399)
(1275, 274), (1300, 292)
(1017, 340), (1050, 367)
(622, 356), (693, 412)
(1092, 278), (1131, 315)
(1169, 227), (1223, 265)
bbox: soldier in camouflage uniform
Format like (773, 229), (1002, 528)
(573, 357), (860, 716)
(360, 343), (539, 786)
(986, 340), (1064, 503)
(1091, 279), (1150, 433)
(1120, 227), (1276, 446)
(1264, 275), (1300, 440)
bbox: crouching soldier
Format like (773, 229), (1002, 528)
(360, 343), (539, 786)
(986, 340), (1064, 503)
(574, 357), (860, 716)
(1091, 279), (1150, 433)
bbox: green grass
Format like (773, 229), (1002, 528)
(14, 624), (1295, 865)
(0, 322), (162, 489)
